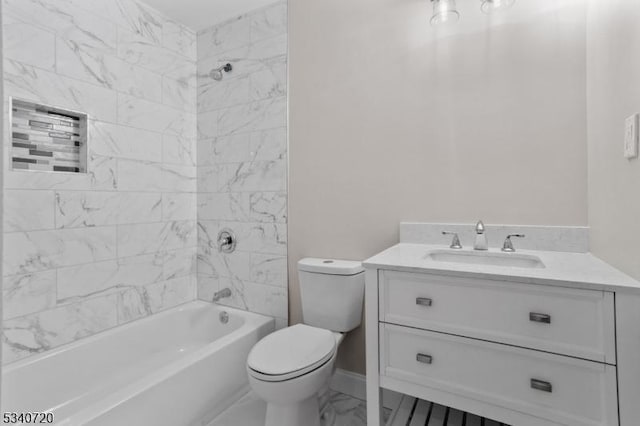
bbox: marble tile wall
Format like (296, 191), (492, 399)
(2, 0), (198, 364)
(196, 1), (288, 328)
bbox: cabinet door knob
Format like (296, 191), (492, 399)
(530, 378), (553, 393)
(416, 297), (433, 307)
(416, 353), (433, 364)
(529, 312), (551, 324)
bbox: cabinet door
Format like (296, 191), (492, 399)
(380, 271), (616, 363)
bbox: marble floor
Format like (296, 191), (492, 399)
(207, 390), (386, 426)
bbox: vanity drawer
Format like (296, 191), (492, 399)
(380, 324), (619, 426)
(379, 271), (616, 363)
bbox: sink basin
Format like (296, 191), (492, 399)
(425, 250), (545, 269)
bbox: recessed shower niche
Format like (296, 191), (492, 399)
(10, 98), (88, 173)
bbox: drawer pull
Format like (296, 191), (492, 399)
(416, 353), (433, 364)
(529, 312), (551, 324)
(416, 297), (433, 307)
(530, 379), (553, 393)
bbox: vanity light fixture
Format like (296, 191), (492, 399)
(430, 0), (460, 26)
(480, 0), (516, 14)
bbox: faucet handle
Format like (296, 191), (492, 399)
(502, 234), (525, 252)
(442, 231), (462, 249)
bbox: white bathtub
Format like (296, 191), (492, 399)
(1, 301), (274, 426)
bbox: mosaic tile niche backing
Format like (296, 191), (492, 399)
(11, 98), (87, 173)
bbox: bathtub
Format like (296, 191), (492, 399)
(1, 301), (274, 426)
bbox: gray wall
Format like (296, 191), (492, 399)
(289, 0), (588, 374)
(587, 0), (640, 281)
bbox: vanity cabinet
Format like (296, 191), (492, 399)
(366, 269), (622, 426)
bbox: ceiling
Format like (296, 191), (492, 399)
(142, 0), (277, 31)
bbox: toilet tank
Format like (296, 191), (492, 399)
(298, 258), (365, 332)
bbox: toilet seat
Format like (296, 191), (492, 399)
(247, 324), (336, 382)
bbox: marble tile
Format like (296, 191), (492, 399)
(250, 2), (287, 42)
(197, 166), (226, 193)
(250, 254), (287, 287)
(244, 222), (287, 255)
(57, 254), (164, 303)
(197, 249), (251, 282)
(214, 276), (287, 318)
(198, 193), (249, 222)
(197, 16), (251, 60)
(196, 274), (219, 302)
(89, 121), (162, 162)
(118, 192), (163, 224)
(162, 164), (197, 192)
(118, 29), (196, 80)
(163, 134), (197, 166)
(117, 93), (196, 136)
(56, 41), (162, 102)
(248, 192), (287, 223)
(2, 271), (57, 320)
(55, 191), (120, 228)
(5, 60), (118, 123)
(109, 0), (163, 44)
(4, 227), (117, 276)
(3, 14), (56, 71)
(250, 62), (287, 101)
(4, 0), (117, 53)
(162, 19), (197, 60)
(162, 77), (196, 112)
(249, 127), (287, 161)
(206, 391), (370, 426)
(162, 248), (197, 280)
(198, 110), (220, 140)
(198, 75), (251, 112)
(3, 294), (118, 364)
(4, 190), (55, 232)
(117, 220), (197, 258)
(4, 156), (116, 192)
(225, 160), (287, 192)
(117, 276), (195, 324)
(117, 159), (163, 192)
(198, 134), (251, 166)
(217, 97), (286, 136)
(162, 193), (197, 221)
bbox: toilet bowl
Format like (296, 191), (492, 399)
(247, 324), (344, 426)
(246, 258), (365, 426)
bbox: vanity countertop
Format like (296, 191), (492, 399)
(363, 243), (640, 293)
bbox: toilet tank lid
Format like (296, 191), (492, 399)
(298, 258), (364, 276)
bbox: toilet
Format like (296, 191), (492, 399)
(246, 258), (365, 426)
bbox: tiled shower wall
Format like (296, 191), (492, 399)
(196, 2), (288, 327)
(2, 0), (198, 364)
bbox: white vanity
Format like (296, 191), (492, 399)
(364, 223), (640, 426)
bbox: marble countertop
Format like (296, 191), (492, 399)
(363, 243), (640, 293)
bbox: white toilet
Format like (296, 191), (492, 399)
(246, 258), (365, 426)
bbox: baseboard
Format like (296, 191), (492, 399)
(330, 369), (402, 409)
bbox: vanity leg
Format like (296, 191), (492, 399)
(365, 269), (383, 426)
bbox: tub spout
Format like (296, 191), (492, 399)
(212, 288), (232, 303)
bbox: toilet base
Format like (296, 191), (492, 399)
(265, 395), (321, 426)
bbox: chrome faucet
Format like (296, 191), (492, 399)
(212, 288), (232, 303)
(502, 234), (525, 252)
(473, 220), (488, 251)
(442, 231), (462, 249)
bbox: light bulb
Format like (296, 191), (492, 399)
(430, 0), (460, 26)
(480, 0), (515, 14)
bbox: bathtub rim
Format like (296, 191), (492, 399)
(2, 300), (273, 373)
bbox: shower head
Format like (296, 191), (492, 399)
(210, 63), (233, 81)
